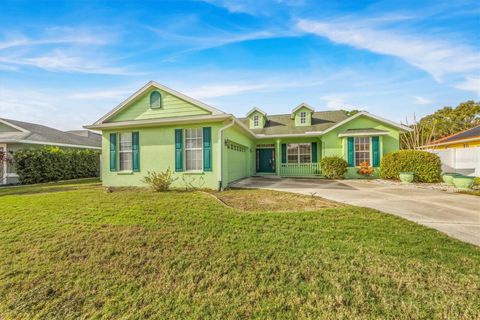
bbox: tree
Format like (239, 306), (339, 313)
(401, 100), (480, 149)
(341, 109), (362, 117)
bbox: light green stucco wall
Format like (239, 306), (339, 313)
(102, 122), (225, 189)
(321, 115), (400, 178)
(222, 126), (255, 186)
(108, 88), (210, 122)
(293, 107), (312, 126)
(248, 111), (266, 129)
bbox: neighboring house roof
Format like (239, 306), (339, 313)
(428, 125), (480, 147)
(0, 118), (101, 149)
(239, 110), (349, 135)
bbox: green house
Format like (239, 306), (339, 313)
(85, 81), (411, 190)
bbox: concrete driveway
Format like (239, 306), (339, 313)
(231, 177), (480, 246)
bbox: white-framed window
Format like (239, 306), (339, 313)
(287, 143), (311, 163)
(253, 115), (259, 127)
(300, 111), (307, 124)
(354, 136), (370, 166)
(119, 132), (133, 171)
(185, 128), (203, 171)
(150, 91), (162, 109)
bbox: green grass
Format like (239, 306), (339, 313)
(0, 183), (479, 319)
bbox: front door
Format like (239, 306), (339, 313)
(256, 148), (275, 173)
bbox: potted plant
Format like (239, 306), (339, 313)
(442, 172), (462, 185)
(357, 161), (374, 178)
(452, 175), (475, 190)
(399, 172), (415, 183)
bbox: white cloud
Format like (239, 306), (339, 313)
(412, 96), (433, 105)
(454, 77), (480, 96)
(296, 18), (480, 82)
(320, 95), (356, 110)
(200, 0), (304, 15)
(70, 90), (133, 100)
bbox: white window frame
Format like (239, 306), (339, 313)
(300, 111), (307, 124)
(253, 115), (259, 127)
(119, 132), (133, 171)
(287, 143), (311, 164)
(184, 128), (203, 172)
(354, 136), (371, 166)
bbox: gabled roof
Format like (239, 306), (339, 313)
(291, 103), (314, 118)
(0, 118), (101, 149)
(246, 107), (267, 117)
(94, 81), (225, 125)
(321, 111), (412, 134)
(430, 125), (480, 145)
(338, 128), (389, 137)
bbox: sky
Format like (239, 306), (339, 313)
(0, 0), (479, 130)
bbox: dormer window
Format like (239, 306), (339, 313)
(300, 112), (306, 124)
(253, 115), (259, 127)
(150, 91), (162, 109)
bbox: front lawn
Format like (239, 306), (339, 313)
(0, 182), (479, 319)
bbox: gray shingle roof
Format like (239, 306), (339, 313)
(238, 110), (349, 135)
(0, 118), (101, 147)
(433, 125), (480, 144)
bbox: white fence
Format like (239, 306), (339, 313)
(426, 147), (480, 176)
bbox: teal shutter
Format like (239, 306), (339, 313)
(347, 137), (354, 167)
(109, 133), (117, 171)
(281, 144), (287, 163)
(132, 132), (140, 172)
(372, 136), (380, 167)
(175, 129), (183, 172)
(311, 142), (317, 163)
(203, 127), (212, 171)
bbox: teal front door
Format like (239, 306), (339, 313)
(256, 148), (275, 173)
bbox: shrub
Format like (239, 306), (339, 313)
(143, 168), (178, 192)
(357, 161), (374, 176)
(13, 147), (100, 184)
(320, 157), (348, 179)
(380, 150), (441, 183)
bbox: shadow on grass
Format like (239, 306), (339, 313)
(0, 178), (101, 197)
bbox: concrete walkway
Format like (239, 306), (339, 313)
(231, 177), (480, 246)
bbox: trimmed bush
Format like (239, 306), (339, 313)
(380, 150), (441, 183)
(320, 156), (348, 179)
(13, 147), (100, 184)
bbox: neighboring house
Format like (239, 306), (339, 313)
(0, 118), (101, 185)
(85, 81), (410, 190)
(421, 126), (480, 177)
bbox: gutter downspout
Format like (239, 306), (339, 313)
(217, 119), (235, 191)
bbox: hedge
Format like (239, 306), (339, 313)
(380, 150), (441, 183)
(320, 156), (348, 179)
(13, 147), (100, 184)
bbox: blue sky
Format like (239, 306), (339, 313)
(0, 0), (479, 130)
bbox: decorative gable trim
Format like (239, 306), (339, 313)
(291, 102), (314, 118)
(322, 111), (412, 134)
(246, 107), (267, 117)
(93, 81), (225, 125)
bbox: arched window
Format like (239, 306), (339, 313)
(150, 91), (162, 109)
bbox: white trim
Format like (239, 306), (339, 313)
(246, 107), (267, 117)
(93, 81), (225, 125)
(218, 120), (235, 190)
(338, 131), (389, 137)
(0, 118), (30, 133)
(85, 114), (231, 130)
(322, 111), (412, 134)
(291, 102), (314, 117)
(184, 127), (204, 172)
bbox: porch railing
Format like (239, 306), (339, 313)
(279, 163), (321, 177)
